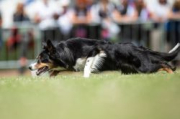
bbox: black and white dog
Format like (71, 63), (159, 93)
(29, 38), (110, 77)
(29, 38), (180, 77)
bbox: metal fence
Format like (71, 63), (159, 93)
(0, 21), (179, 69)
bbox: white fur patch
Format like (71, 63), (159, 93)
(73, 58), (86, 71)
(91, 51), (106, 72)
(99, 51), (107, 57)
(29, 62), (37, 70)
(84, 57), (94, 78)
(83, 51), (107, 78)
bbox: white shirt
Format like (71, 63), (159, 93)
(31, 0), (61, 30)
(90, 2), (117, 23)
(149, 3), (170, 20)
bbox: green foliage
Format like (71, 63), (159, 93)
(0, 71), (180, 119)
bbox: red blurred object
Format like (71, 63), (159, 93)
(7, 27), (21, 50)
(101, 29), (109, 39)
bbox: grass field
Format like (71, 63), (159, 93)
(0, 70), (180, 119)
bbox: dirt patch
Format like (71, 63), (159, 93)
(0, 69), (31, 77)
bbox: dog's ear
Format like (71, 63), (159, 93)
(46, 39), (55, 53)
(42, 42), (48, 50)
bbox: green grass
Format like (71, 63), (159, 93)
(0, 71), (180, 119)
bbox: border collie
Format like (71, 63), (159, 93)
(29, 38), (110, 77)
(29, 38), (180, 77)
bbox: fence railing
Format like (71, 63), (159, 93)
(0, 20), (179, 69)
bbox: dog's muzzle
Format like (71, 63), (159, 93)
(28, 63), (37, 71)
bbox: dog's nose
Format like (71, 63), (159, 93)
(28, 66), (32, 70)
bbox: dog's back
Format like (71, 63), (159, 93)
(51, 38), (111, 69)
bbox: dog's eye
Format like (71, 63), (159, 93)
(41, 59), (49, 63)
(37, 60), (40, 63)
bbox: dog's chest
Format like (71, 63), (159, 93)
(73, 58), (86, 71)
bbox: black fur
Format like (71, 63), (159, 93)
(91, 43), (180, 74)
(43, 38), (111, 70)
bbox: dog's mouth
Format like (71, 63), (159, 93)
(36, 66), (49, 75)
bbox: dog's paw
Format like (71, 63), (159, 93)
(83, 74), (90, 78)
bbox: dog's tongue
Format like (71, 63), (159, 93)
(36, 67), (48, 75)
(36, 70), (41, 76)
(36, 69), (42, 76)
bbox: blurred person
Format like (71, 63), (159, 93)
(0, 13), (2, 26)
(18, 28), (34, 75)
(115, 0), (151, 45)
(7, 27), (21, 51)
(134, 0), (150, 21)
(114, 0), (137, 22)
(13, 2), (30, 22)
(166, 0), (180, 66)
(150, 0), (170, 23)
(115, 0), (151, 21)
(70, 0), (91, 38)
(0, 12), (2, 27)
(6, 27), (33, 75)
(167, 0), (180, 20)
(25, 0), (35, 5)
(58, 0), (72, 39)
(166, 0), (180, 47)
(89, 0), (120, 40)
(113, 0), (137, 43)
(71, 0), (90, 25)
(86, 0), (94, 9)
(12, 2), (34, 75)
(133, 0), (151, 46)
(33, 0), (60, 30)
(0, 12), (2, 49)
(149, 0), (170, 52)
(33, 0), (61, 41)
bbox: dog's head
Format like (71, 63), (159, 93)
(28, 49), (56, 75)
(29, 39), (74, 76)
(29, 40), (64, 75)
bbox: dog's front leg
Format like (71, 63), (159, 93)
(84, 57), (94, 78)
(50, 71), (60, 77)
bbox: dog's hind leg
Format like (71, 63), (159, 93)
(158, 63), (174, 74)
(158, 68), (173, 74)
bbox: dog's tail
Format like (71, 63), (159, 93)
(162, 43), (180, 61)
(169, 43), (180, 53)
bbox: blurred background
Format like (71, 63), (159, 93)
(0, 0), (180, 76)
